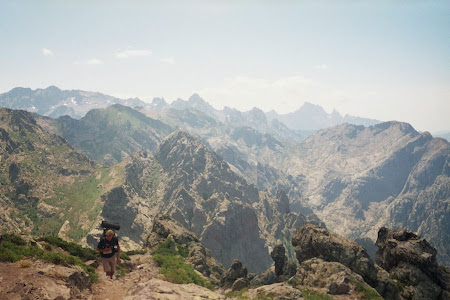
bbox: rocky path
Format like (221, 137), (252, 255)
(92, 254), (158, 299)
(93, 254), (224, 300)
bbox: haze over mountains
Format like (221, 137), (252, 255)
(0, 86), (449, 271)
(0, 86), (382, 133)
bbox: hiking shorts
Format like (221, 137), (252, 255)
(102, 256), (116, 273)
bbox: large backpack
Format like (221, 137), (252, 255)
(99, 220), (120, 255)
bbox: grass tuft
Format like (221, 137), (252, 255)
(16, 259), (33, 268)
(152, 237), (212, 289)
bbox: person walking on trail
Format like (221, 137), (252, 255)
(97, 229), (121, 279)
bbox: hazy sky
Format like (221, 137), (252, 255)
(1, 1), (449, 132)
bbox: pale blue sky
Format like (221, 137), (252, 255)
(1, 1), (449, 132)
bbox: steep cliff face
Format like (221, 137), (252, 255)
(155, 131), (271, 273)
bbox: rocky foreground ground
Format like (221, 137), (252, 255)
(0, 219), (449, 299)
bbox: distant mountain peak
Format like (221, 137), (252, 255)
(188, 93), (203, 102)
(46, 85), (61, 91)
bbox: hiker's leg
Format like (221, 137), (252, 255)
(110, 256), (116, 278)
(103, 257), (113, 277)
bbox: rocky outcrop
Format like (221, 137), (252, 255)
(291, 224), (404, 299)
(220, 259), (248, 289)
(245, 283), (303, 300)
(291, 258), (379, 298)
(270, 244), (297, 281)
(292, 224), (378, 286)
(376, 227), (450, 299)
(146, 215), (226, 285)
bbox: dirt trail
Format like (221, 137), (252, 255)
(92, 254), (158, 299)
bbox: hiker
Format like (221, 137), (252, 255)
(97, 229), (121, 279)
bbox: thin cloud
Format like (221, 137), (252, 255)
(314, 64), (328, 70)
(116, 50), (152, 59)
(160, 57), (175, 64)
(42, 48), (54, 56)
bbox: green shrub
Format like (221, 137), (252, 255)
(38, 236), (98, 261)
(2, 233), (27, 245)
(177, 245), (189, 258)
(120, 252), (131, 261)
(0, 247), (21, 262)
(355, 282), (383, 300)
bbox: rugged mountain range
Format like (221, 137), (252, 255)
(0, 108), (317, 272)
(0, 86), (381, 133)
(29, 102), (449, 266)
(86, 131), (320, 273)
(0, 86), (145, 119)
(1, 87), (449, 270)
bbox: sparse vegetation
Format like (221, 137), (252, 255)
(37, 236), (98, 260)
(35, 165), (122, 240)
(300, 288), (334, 300)
(121, 249), (148, 261)
(16, 259), (33, 268)
(355, 282), (383, 300)
(0, 233), (98, 282)
(225, 289), (248, 299)
(152, 237), (212, 289)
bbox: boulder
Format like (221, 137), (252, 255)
(249, 269), (277, 286)
(245, 283), (303, 300)
(292, 224), (378, 285)
(231, 278), (249, 291)
(146, 215), (199, 249)
(328, 280), (350, 295)
(291, 257), (376, 293)
(221, 259), (248, 288)
(376, 227), (450, 299)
